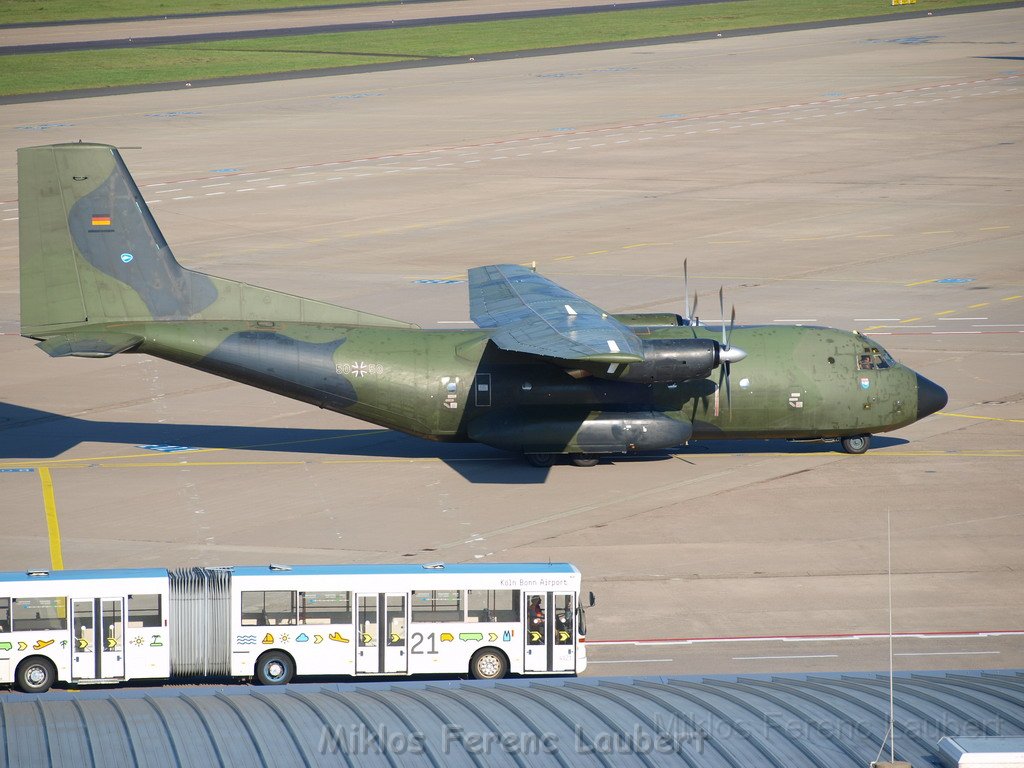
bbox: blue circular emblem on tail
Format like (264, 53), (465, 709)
(121, 253), (134, 263)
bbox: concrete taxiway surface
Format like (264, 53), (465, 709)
(0, 8), (1021, 678)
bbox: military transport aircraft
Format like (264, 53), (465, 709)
(17, 143), (947, 466)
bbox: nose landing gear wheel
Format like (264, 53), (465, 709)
(841, 435), (871, 454)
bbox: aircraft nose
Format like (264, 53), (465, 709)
(916, 373), (948, 420)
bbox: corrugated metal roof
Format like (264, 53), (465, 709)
(2, 670), (1022, 767)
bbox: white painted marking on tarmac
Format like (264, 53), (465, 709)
(855, 319), (900, 322)
(172, 196), (192, 200)
(894, 651), (999, 657)
(941, 317), (987, 320)
(589, 659), (674, 664)
(774, 319), (818, 323)
(975, 324), (1024, 327)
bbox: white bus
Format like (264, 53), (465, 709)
(0, 562), (588, 693)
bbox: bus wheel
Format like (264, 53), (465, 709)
(470, 648), (508, 680)
(16, 657), (56, 693)
(255, 651), (294, 686)
(569, 453), (600, 467)
(841, 435), (870, 454)
(524, 452), (556, 468)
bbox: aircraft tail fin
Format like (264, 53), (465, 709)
(18, 142), (415, 346)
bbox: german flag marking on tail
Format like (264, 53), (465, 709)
(91, 215), (111, 227)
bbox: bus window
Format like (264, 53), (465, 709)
(555, 595), (574, 645)
(12, 596), (67, 632)
(410, 590), (463, 623)
(386, 595), (405, 647)
(241, 591), (296, 626)
(299, 591), (352, 625)
(358, 595), (377, 647)
(128, 594), (162, 628)
(527, 594), (545, 644)
(0, 598), (8, 633)
(467, 589), (520, 622)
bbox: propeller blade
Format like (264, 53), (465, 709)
(724, 360), (732, 418)
(719, 288), (727, 349)
(683, 259), (691, 324)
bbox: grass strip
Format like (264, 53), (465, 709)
(0, 0), (1011, 97)
(1, 0), (399, 26)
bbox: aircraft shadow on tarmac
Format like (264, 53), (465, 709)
(0, 402), (907, 485)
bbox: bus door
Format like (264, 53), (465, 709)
(355, 593), (408, 674)
(71, 597), (124, 680)
(524, 592), (577, 673)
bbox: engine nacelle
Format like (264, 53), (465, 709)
(604, 338), (718, 383)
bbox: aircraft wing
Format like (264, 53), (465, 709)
(468, 264), (644, 363)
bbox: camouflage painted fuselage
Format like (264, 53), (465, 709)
(83, 319), (923, 451)
(18, 142), (942, 457)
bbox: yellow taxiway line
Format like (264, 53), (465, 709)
(38, 467), (63, 570)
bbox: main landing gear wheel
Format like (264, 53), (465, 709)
(841, 435), (871, 454)
(255, 651), (294, 685)
(524, 453), (557, 468)
(470, 648), (509, 680)
(569, 453), (600, 467)
(16, 657), (56, 693)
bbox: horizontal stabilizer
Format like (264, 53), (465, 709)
(468, 265), (644, 363)
(37, 333), (143, 358)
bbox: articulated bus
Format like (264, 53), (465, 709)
(0, 563), (588, 693)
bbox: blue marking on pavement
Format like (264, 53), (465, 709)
(137, 445), (199, 453)
(332, 92), (383, 100)
(866, 36), (940, 45)
(936, 278), (976, 284)
(17, 123), (73, 131)
(659, 114), (684, 119)
(0, 468), (35, 473)
(413, 279), (465, 285)
(212, 168), (240, 173)
(145, 111), (201, 119)
(553, 127), (575, 132)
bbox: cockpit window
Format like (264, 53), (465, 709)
(858, 347), (893, 370)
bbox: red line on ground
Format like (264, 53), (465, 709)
(588, 629), (1024, 644)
